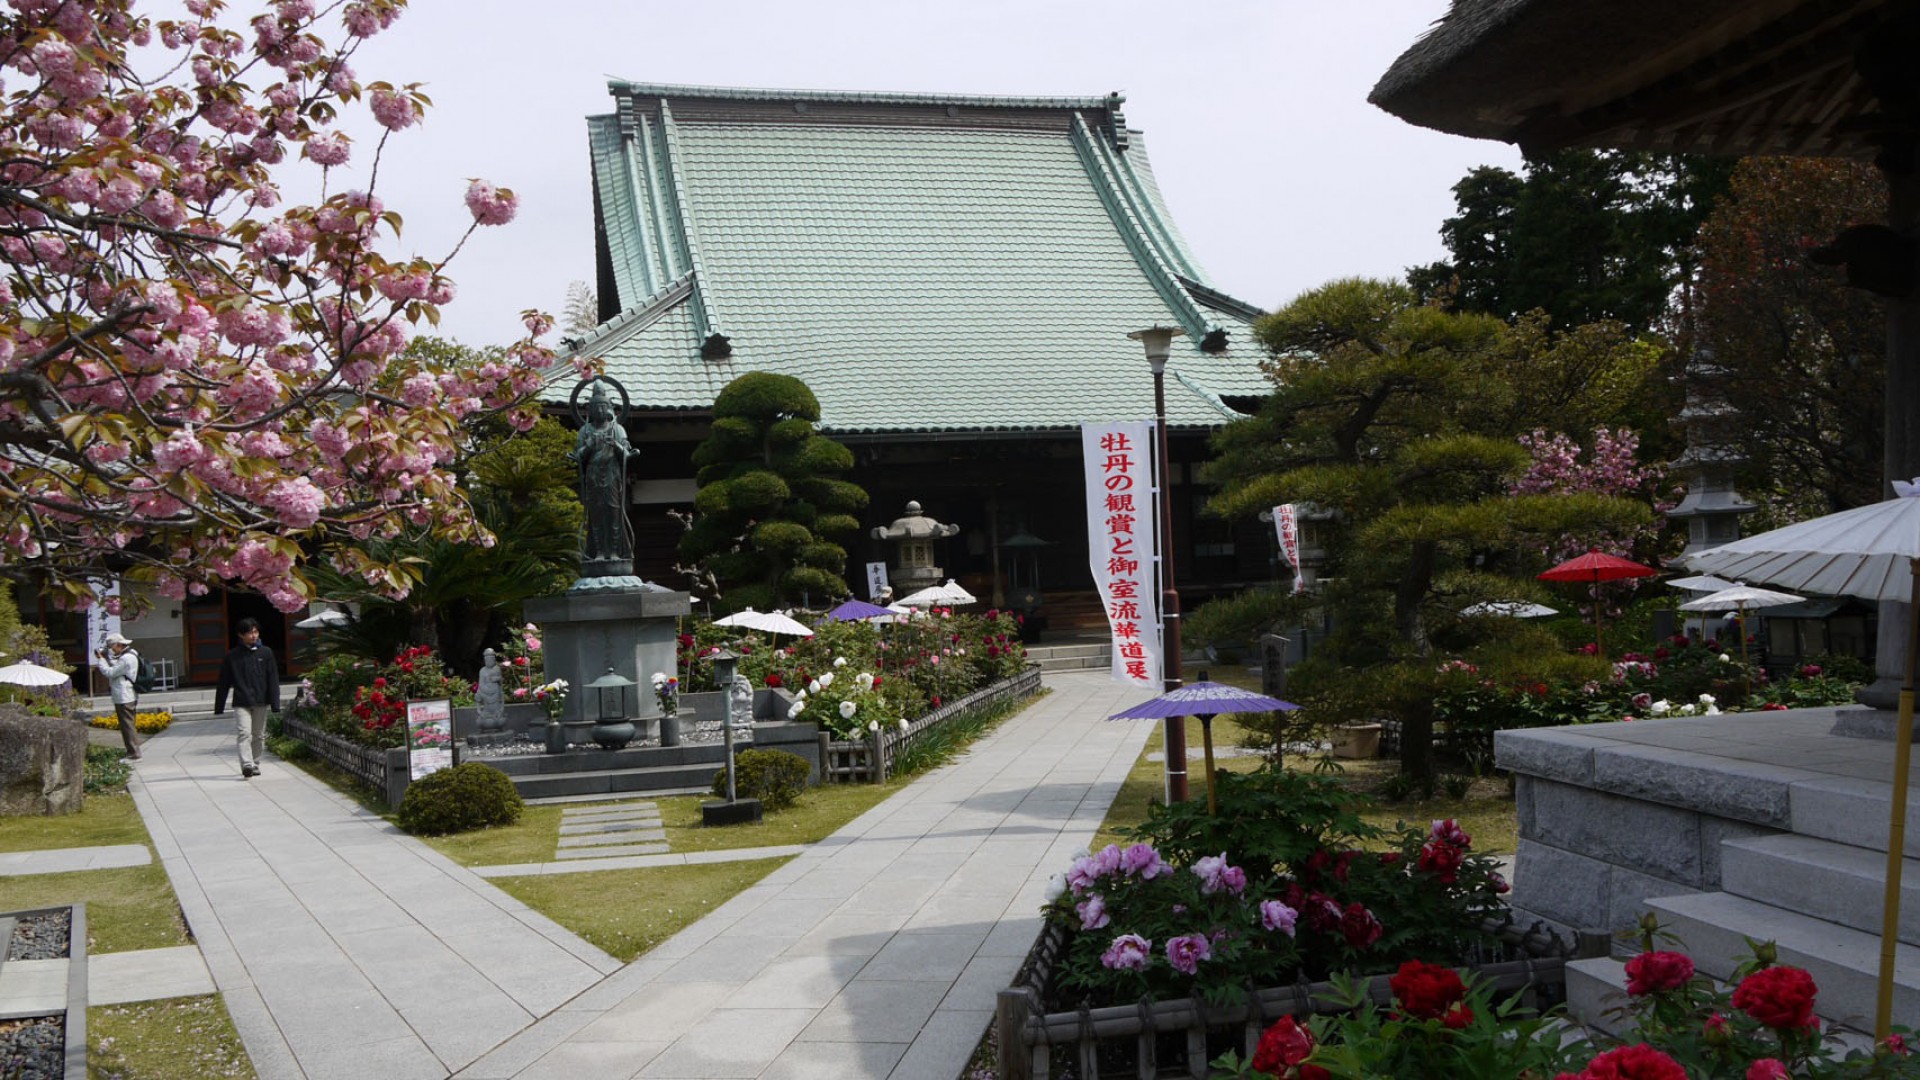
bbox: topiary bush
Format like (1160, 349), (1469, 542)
(396, 762), (524, 836)
(712, 748), (810, 811)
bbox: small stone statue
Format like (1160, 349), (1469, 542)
(727, 673), (755, 740)
(475, 648), (505, 733)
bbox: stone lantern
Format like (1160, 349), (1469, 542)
(870, 501), (959, 594)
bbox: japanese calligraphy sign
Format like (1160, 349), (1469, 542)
(1273, 503), (1304, 595)
(1083, 422), (1162, 688)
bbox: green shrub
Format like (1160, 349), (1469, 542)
(396, 763), (523, 836)
(83, 744), (130, 795)
(712, 748), (809, 811)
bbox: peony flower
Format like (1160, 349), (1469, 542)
(1042, 873), (1067, 902)
(1339, 902), (1382, 949)
(1732, 965), (1818, 1031)
(867, 719), (879, 732)
(1250, 1017), (1315, 1076)
(820, 672), (835, 688)
(1389, 960), (1466, 1021)
(1118, 843), (1168, 879)
(1573, 1043), (1688, 1080)
(1100, 934), (1151, 971)
(1075, 894), (1109, 930)
(1259, 900), (1298, 936)
(1624, 951), (1694, 996)
(839, 701), (857, 720)
(1747, 1060), (1788, 1080)
(1165, 933), (1211, 975)
(833, 656), (847, 668)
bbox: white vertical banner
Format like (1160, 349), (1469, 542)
(85, 578), (121, 653)
(1273, 504), (1304, 595)
(1083, 422), (1161, 687)
(865, 561), (890, 601)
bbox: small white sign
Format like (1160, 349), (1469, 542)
(866, 561), (890, 601)
(407, 698), (454, 780)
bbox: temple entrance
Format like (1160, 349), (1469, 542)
(183, 592), (301, 686)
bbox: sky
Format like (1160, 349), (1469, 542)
(323, 0), (1523, 348)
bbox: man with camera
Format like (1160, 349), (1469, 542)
(93, 632), (142, 760)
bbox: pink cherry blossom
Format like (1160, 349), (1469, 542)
(464, 179), (518, 226)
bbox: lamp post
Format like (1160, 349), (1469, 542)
(702, 649), (762, 825)
(1129, 326), (1188, 803)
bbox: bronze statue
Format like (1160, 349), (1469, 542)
(568, 377), (635, 575)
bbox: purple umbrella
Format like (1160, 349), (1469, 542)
(825, 599), (895, 622)
(1109, 679), (1300, 814)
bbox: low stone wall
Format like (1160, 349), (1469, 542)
(1498, 723), (1785, 947)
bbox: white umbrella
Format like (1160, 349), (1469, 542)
(0, 661), (71, 687)
(294, 608), (350, 629)
(712, 607), (815, 639)
(1666, 574), (1739, 593)
(1685, 485), (1920, 1037)
(1677, 583), (1807, 612)
(1459, 600), (1558, 618)
(897, 579), (977, 608)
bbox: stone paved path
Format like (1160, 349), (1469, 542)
(119, 669), (1150, 1079)
(456, 669), (1152, 1080)
(129, 718), (620, 1080)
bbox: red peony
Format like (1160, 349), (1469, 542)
(1575, 1043), (1689, 1080)
(1417, 840), (1465, 884)
(1338, 902), (1382, 949)
(1623, 950), (1694, 996)
(1250, 1016), (1313, 1075)
(1746, 1060), (1788, 1080)
(1389, 960), (1466, 1021)
(1732, 966), (1818, 1030)
(1441, 1004), (1474, 1029)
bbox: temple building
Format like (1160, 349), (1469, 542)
(546, 82), (1278, 617)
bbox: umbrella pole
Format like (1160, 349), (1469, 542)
(1876, 558), (1920, 1040)
(1592, 575), (1605, 658)
(1199, 715), (1217, 816)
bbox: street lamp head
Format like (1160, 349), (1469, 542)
(1128, 326), (1180, 374)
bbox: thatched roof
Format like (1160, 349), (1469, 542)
(1370, 0), (1913, 160)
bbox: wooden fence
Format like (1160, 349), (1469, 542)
(820, 665), (1043, 784)
(995, 913), (1604, 1080)
(279, 712), (390, 793)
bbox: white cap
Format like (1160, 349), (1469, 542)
(104, 632), (131, 647)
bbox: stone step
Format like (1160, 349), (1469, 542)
(507, 762), (720, 801)
(1721, 833), (1920, 945)
(1565, 957), (1636, 1038)
(1023, 643), (1111, 660)
(1788, 778), (1920, 860)
(1647, 890), (1920, 1032)
(1036, 654), (1109, 673)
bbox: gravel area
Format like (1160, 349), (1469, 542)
(0, 1016), (64, 1080)
(8, 910), (70, 961)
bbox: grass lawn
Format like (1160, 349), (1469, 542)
(1089, 664), (1520, 856)
(423, 778), (910, 867)
(0, 793), (188, 954)
(89, 995), (255, 1080)
(491, 857), (792, 962)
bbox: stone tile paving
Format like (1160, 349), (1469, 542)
(455, 670), (1153, 1079)
(127, 720), (621, 1079)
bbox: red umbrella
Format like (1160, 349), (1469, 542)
(1538, 548), (1658, 657)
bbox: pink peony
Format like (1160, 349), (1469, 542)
(1165, 933), (1211, 975)
(1259, 900), (1298, 937)
(1099, 934), (1150, 972)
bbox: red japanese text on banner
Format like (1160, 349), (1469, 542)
(1083, 422), (1161, 687)
(1273, 503), (1304, 595)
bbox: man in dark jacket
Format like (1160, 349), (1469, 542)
(214, 617), (280, 779)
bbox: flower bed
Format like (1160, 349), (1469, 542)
(88, 710), (171, 735)
(819, 664), (1041, 783)
(996, 913), (1585, 1080)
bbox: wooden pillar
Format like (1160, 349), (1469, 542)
(1865, 154), (1920, 711)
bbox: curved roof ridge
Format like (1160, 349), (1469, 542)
(1071, 113), (1211, 342)
(1104, 135), (1200, 282)
(654, 100), (723, 349)
(608, 80), (1122, 111)
(551, 273), (698, 387)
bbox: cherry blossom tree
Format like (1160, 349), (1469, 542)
(0, 0), (577, 616)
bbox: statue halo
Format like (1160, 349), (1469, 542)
(569, 375), (632, 426)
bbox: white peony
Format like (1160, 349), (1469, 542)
(820, 672), (835, 688)
(898, 718), (909, 732)
(1650, 699), (1672, 715)
(1043, 872), (1068, 902)
(808, 679), (821, 695)
(833, 656), (847, 668)
(1698, 693), (1716, 705)
(839, 700), (857, 719)
(788, 702), (804, 718)
(1718, 653), (1731, 663)
(856, 672), (874, 690)
(868, 719), (880, 732)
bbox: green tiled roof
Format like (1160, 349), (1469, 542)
(568, 83), (1271, 433)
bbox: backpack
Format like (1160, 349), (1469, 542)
(131, 652), (157, 694)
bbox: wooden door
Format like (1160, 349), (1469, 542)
(183, 599), (228, 686)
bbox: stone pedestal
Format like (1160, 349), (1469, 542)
(702, 798), (763, 826)
(524, 584), (690, 731)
